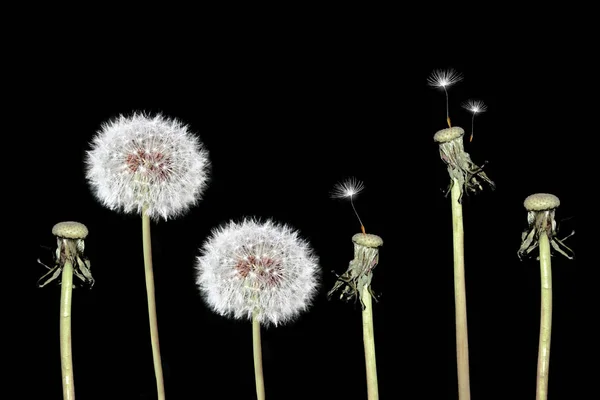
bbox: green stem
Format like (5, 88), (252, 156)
(60, 243), (75, 400)
(142, 210), (166, 400)
(362, 284), (379, 400)
(451, 179), (471, 400)
(536, 232), (553, 400)
(252, 312), (265, 400)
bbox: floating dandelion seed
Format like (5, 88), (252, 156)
(428, 69), (463, 128)
(462, 99), (487, 142)
(331, 178), (366, 234)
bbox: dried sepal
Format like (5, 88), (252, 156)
(518, 209), (574, 260)
(37, 237), (94, 288)
(328, 234), (382, 310)
(435, 127), (495, 201)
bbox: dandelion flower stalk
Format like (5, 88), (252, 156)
(86, 112), (210, 399)
(196, 219), (320, 399)
(433, 127), (495, 400)
(518, 194), (574, 400)
(355, 234), (383, 400)
(428, 69), (463, 128)
(450, 177), (470, 400)
(329, 179), (382, 399)
(60, 243), (75, 400)
(252, 310), (265, 400)
(142, 207), (165, 400)
(462, 100), (487, 143)
(37, 221), (93, 400)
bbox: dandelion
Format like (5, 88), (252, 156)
(518, 194), (574, 400)
(196, 218), (320, 399)
(86, 112), (210, 221)
(36, 221), (93, 400)
(433, 125), (494, 400)
(85, 112), (210, 400)
(428, 68), (463, 128)
(462, 99), (487, 142)
(329, 178), (382, 399)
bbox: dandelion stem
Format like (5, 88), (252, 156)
(252, 312), (265, 400)
(350, 198), (365, 234)
(536, 232), (552, 400)
(142, 209), (166, 400)
(60, 241), (75, 400)
(444, 88), (451, 128)
(362, 284), (379, 400)
(451, 179), (471, 400)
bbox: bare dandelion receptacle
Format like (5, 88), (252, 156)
(518, 193), (574, 400)
(37, 221), (92, 400)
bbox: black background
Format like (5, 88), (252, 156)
(8, 17), (588, 400)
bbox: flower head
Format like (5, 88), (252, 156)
(427, 69), (463, 89)
(85, 112), (210, 220)
(196, 218), (320, 326)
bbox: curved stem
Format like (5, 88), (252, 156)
(536, 232), (553, 400)
(142, 211), (166, 400)
(60, 243), (75, 400)
(252, 313), (265, 400)
(451, 179), (471, 400)
(362, 285), (379, 400)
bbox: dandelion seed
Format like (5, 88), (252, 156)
(462, 99), (487, 142)
(331, 178), (366, 234)
(428, 68), (463, 128)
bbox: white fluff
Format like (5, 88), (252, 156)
(196, 218), (320, 327)
(85, 112), (210, 220)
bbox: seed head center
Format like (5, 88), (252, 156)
(235, 255), (283, 288)
(126, 148), (172, 181)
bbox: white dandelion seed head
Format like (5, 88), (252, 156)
(195, 218), (320, 327)
(330, 177), (365, 199)
(85, 112), (210, 221)
(462, 99), (488, 114)
(427, 69), (463, 89)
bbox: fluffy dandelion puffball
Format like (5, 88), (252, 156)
(196, 218), (320, 326)
(85, 113), (210, 220)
